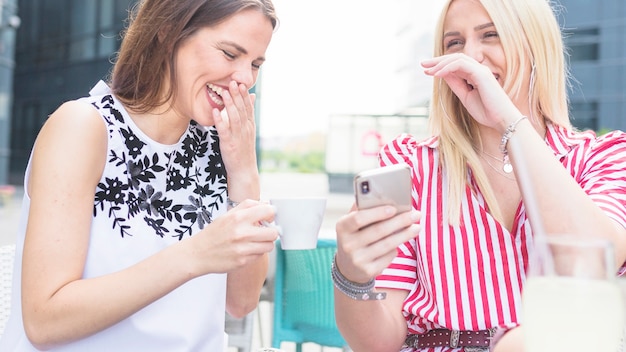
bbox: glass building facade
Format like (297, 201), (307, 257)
(0, 0), (19, 185)
(8, 0), (135, 183)
(558, 0), (626, 132)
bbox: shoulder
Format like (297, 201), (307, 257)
(548, 124), (626, 157)
(46, 99), (106, 132)
(594, 129), (626, 148)
(36, 100), (107, 152)
(550, 125), (626, 178)
(379, 133), (438, 163)
(32, 99), (108, 171)
(382, 133), (437, 153)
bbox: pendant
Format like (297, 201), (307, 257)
(503, 163), (513, 174)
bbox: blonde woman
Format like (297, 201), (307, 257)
(333, 0), (626, 351)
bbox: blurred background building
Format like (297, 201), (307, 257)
(0, 0), (624, 188)
(561, 0), (626, 132)
(0, 0), (20, 186)
(2, 0), (137, 185)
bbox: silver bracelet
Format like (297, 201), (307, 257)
(227, 198), (240, 210)
(499, 115), (527, 154)
(499, 116), (527, 169)
(331, 254), (386, 301)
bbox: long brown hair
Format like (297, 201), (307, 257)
(109, 0), (278, 113)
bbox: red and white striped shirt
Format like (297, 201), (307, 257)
(376, 123), (626, 351)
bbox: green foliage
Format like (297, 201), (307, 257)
(260, 150), (325, 173)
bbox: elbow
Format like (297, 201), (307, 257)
(226, 300), (257, 319)
(24, 321), (56, 351)
(225, 286), (263, 319)
(23, 310), (64, 351)
(226, 292), (260, 318)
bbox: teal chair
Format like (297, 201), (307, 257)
(272, 238), (350, 352)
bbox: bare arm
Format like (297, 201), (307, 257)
(333, 206), (419, 351)
(507, 122), (626, 268)
(22, 101), (277, 349)
(492, 327), (524, 352)
(335, 289), (409, 352)
(213, 81), (271, 316)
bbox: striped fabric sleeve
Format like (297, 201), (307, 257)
(378, 133), (420, 167)
(377, 240), (419, 291)
(575, 130), (626, 229)
(375, 134), (422, 291)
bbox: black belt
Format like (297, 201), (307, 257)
(404, 328), (496, 350)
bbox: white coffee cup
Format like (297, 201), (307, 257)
(269, 197), (327, 250)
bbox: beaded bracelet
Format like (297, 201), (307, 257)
(499, 116), (527, 154)
(489, 326), (516, 349)
(499, 116), (527, 169)
(227, 198), (240, 210)
(331, 254), (386, 301)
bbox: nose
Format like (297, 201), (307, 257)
(463, 39), (484, 63)
(231, 64), (256, 89)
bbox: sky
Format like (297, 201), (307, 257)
(257, 0), (447, 138)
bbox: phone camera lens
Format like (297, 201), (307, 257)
(360, 181), (370, 194)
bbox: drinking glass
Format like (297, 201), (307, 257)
(616, 278), (626, 352)
(522, 234), (624, 352)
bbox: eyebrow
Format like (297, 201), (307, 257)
(443, 22), (495, 39)
(220, 40), (266, 62)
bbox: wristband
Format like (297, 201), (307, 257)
(489, 326), (515, 349)
(227, 198), (240, 210)
(331, 254), (386, 301)
(499, 116), (527, 155)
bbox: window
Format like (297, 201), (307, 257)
(69, 0), (97, 60)
(570, 101), (598, 131)
(566, 27), (599, 62)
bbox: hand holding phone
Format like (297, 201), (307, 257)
(354, 163), (412, 212)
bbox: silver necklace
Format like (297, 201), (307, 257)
(480, 154), (516, 181)
(482, 151), (513, 174)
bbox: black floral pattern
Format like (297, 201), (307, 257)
(92, 94), (227, 239)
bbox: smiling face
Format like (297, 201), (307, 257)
(442, 0), (506, 86)
(441, 0), (535, 112)
(170, 8), (274, 126)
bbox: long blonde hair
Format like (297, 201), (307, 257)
(430, 0), (571, 224)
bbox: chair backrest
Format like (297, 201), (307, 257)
(272, 238), (347, 349)
(0, 244), (16, 336)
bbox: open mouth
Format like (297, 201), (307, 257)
(207, 83), (225, 107)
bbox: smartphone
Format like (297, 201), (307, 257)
(354, 163), (412, 212)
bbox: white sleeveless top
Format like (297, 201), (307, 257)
(0, 81), (230, 351)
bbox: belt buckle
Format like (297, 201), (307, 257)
(449, 330), (460, 348)
(404, 334), (419, 348)
(465, 327), (496, 352)
(465, 348), (488, 352)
